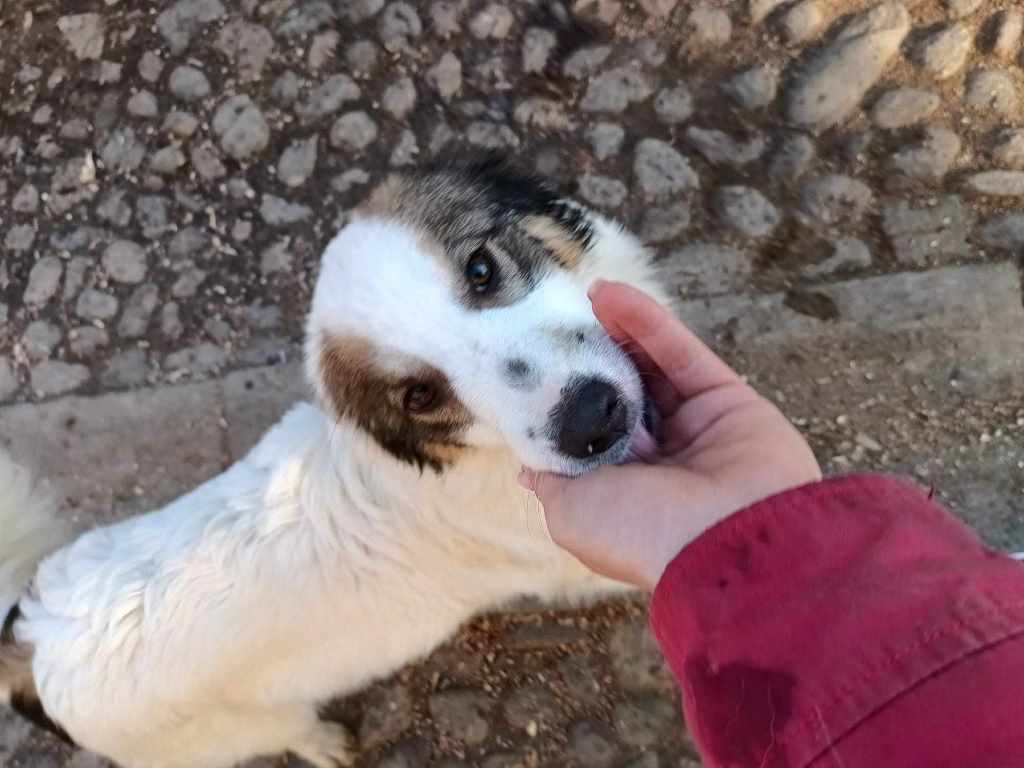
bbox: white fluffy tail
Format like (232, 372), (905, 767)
(0, 450), (71, 626)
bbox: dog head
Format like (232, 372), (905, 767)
(306, 156), (657, 475)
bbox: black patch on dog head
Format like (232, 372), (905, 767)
(363, 153), (595, 309)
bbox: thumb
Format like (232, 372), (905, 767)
(517, 467), (599, 548)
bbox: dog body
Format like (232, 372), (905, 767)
(1, 159), (669, 768)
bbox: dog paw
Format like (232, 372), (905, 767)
(290, 721), (357, 768)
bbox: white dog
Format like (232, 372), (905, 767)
(0, 156), (670, 768)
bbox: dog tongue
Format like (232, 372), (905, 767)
(628, 423), (659, 463)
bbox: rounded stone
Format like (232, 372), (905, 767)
(103, 349), (150, 388)
(104, 240), (148, 283)
(379, 2), (422, 49)
(567, 721), (619, 768)
(580, 66), (654, 113)
(466, 121), (520, 149)
(428, 690), (493, 746)
(502, 686), (562, 730)
(127, 89), (159, 117)
(272, 70), (303, 104)
(69, 326), (109, 357)
(149, 145), (187, 175)
(687, 3), (732, 47)
(297, 74), (361, 121)
(563, 45), (613, 80)
(382, 77), (417, 119)
(769, 133), (816, 181)
(469, 4), (514, 39)
(991, 129), (1024, 169)
(633, 138), (700, 199)
(889, 126), (961, 181)
(5, 224), (36, 253)
(277, 136), (318, 187)
(76, 288), (119, 321)
(786, 2), (910, 130)
(989, 9), (1024, 59)
(431, 1), (463, 36)
(670, 243), (753, 295)
(216, 20), (274, 80)
(639, 202), (690, 243)
(577, 175), (628, 209)
(346, 40), (380, 75)
(715, 185), (781, 238)
(653, 85), (694, 124)
(163, 111), (199, 138)
(797, 174), (874, 228)
(916, 23), (972, 80)
(780, 0), (824, 43)
(427, 52), (462, 102)
(870, 87), (940, 129)
(964, 70), (1019, 117)
(168, 65), (211, 101)
(191, 141), (227, 181)
(612, 696), (678, 748)
(119, 284), (160, 338)
(24, 256), (63, 305)
(139, 50), (164, 82)
(169, 228), (211, 261)
(523, 27), (557, 74)
(358, 684), (414, 751)
(60, 118), (93, 140)
(260, 195), (312, 225)
(514, 98), (572, 130)
(587, 122), (624, 161)
(389, 129), (419, 166)
(12, 183), (40, 213)
(724, 65), (778, 110)
(330, 111), (379, 152)
(31, 362), (90, 397)
(965, 170), (1024, 196)
(22, 321), (62, 360)
(686, 127), (766, 167)
(212, 95), (270, 160)
(980, 213), (1024, 249)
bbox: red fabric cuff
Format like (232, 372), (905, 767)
(649, 474), (1024, 768)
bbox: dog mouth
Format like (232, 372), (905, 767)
(627, 391), (660, 463)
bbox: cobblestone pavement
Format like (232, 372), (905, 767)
(1, 0), (1023, 765)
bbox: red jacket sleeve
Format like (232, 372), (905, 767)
(649, 474), (1024, 768)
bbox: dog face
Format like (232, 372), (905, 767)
(306, 157), (654, 475)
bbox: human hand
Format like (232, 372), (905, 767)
(519, 281), (822, 591)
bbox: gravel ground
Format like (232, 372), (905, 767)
(1, 0), (1023, 765)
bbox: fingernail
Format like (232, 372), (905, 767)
(517, 467), (536, 492)
(587, 278), (608, 302)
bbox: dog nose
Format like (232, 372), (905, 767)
(556, 378), (629, 459)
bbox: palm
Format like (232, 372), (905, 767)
(527, 281), (821, 590)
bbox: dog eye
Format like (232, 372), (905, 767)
(403, 383), (439, 414)
(465, 248), (496, 294)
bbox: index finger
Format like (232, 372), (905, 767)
(589, 281), (742, 401)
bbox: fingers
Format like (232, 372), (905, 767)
(589, 281), (742, 402)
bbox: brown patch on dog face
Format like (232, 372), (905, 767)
(317, 334), (473, 472)
(523, 214), (585, 270)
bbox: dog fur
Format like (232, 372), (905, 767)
(0, 157), (670, 768)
